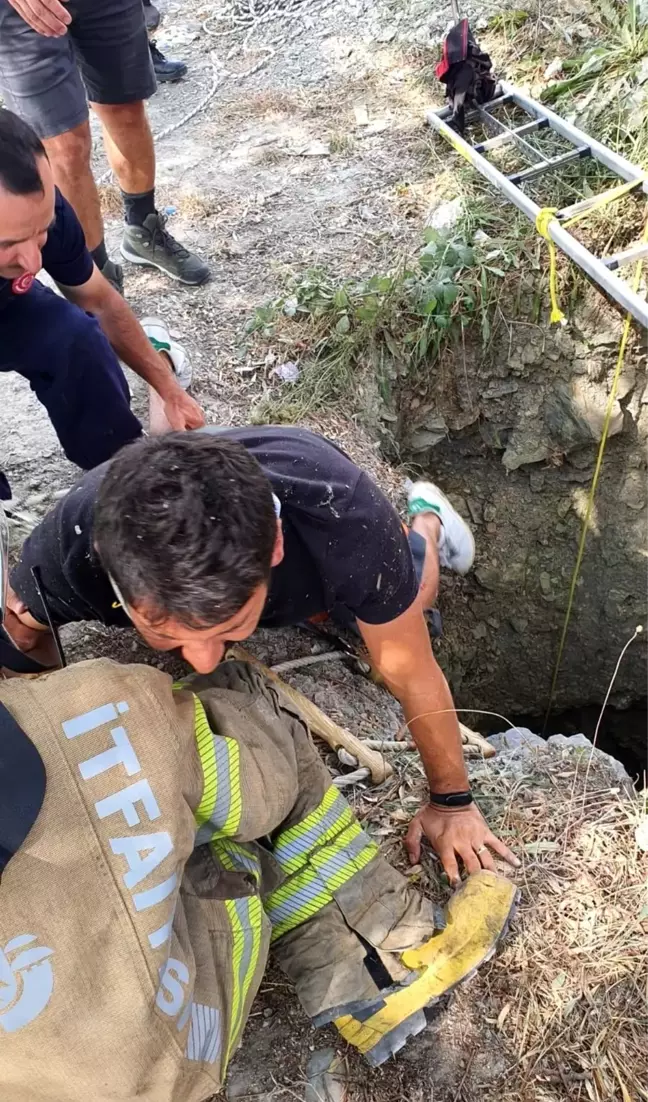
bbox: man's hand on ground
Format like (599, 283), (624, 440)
(161, 385), (206, 430)
(405, 802), (520, 886)
(8, 0), (70, 36)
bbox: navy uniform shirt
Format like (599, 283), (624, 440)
(11, 427), (419, 630)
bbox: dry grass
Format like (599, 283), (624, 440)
(349, 741), (648, 1101)
(98, 182), (123, 218)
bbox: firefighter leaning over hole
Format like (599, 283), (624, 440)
(0, 510), (518, 1100)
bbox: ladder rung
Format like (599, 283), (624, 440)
(467, 91), (511, 117)
(602, 242), (648, 271)
(475, 117), (548, 154)
(509, 145), (590, 184)
(437, 92), (512, 123)
(477, 107), (546, 164)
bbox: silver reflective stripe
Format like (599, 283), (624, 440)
(266, 872), (329, 926)
(195, 737), (234, 844)
(273, 792), (350, 871)
(186, 1002), (222, 1064)
(313, 830), (374, 884)
(217, 840), (261, 881)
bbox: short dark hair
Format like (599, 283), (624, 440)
(94, 433), (277, 627)
(0, 109), (46, 196)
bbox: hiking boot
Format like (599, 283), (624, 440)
(143, 0), (161, 31)
(149, 41), (188, 82)
(330, 872), (518, 1066)
(121, 212), (211, 285)
(100, 257), (124, 295)
(407, 478), (475, 575)
(140, 316), (193, 390)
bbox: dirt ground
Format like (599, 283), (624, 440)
(1, 0), (647, 1099)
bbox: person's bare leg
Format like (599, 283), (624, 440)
(42, 120), (105, 251)
(410, 514), (441, 610)
(91, 100), (155, 194)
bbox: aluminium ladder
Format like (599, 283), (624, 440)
(426, 81), (648, 329)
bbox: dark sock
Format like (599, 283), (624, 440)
(122, 189), (156, 227)
(90, 240), (108, 269)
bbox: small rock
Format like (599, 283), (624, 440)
(483, 504), (497, 523)
(529, 470), (545, 492)
(376, 24), (398, 42)
(353, 103), (369, 125)
(473, 622), (488, 639)
(489, 728), (546, 751)
(539, 571), (552, 595)
(557, 498), (572, 518)
(426, 196), (464, 230)
(509, 617), (528, 634)
(619, 470), (646, 511)
(475, 566), (499, 591)
(293, 140), (331, 156)
(544, 56), (564, 80)
(270, 361), (300, 384)
(305, 1049), (349, 1102)
(263, 1007), (274, 1019)
(358, 120), (390, 136)
(466, 497), (482, 524)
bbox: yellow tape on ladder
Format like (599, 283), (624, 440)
(535, 175), (648, 325)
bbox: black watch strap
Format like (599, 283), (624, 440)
(429, 790), (474, 808)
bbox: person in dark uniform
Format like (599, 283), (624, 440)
(6, 426), (520, 887)
(0, 110), (204, 499)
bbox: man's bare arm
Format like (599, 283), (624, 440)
(358, 598), (520, 883)
(61, 266), (206, 431)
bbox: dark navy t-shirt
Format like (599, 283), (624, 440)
(12, 427), (419, 631)
(0, 189), (93, 309)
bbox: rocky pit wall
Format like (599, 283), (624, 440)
(384, 289), (648, 724)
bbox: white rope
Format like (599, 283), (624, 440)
(97, 0), (337, 186)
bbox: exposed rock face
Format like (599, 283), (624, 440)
(384, 289), (648, 717)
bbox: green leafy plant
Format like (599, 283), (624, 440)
(247, 226), (518, 419)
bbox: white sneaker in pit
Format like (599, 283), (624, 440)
(407, 479), (475, 575)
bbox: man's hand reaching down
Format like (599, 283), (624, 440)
(405, 801), (520, 886)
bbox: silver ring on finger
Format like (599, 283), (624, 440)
(476, 845), (487, 855)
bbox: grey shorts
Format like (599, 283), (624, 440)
(0, 0), (156, 139)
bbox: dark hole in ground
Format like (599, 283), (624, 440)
(474, 699), (647, 786)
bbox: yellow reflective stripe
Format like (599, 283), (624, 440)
(214, 838), (261, 884)
(223, 736), (242, 836)
(225, 898), (245, 1061)
(310, 822), (378, 889)
(267, 826), (379, 941)
(224, 894), (264, 1063)
(273, 785), (340, 852)
(192, 695), (242, 838)
(194, 695), (218, 828)
(240, 896), (263, 1040)
(268, 869), (333, 942)
(273, 788), (355, 875)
